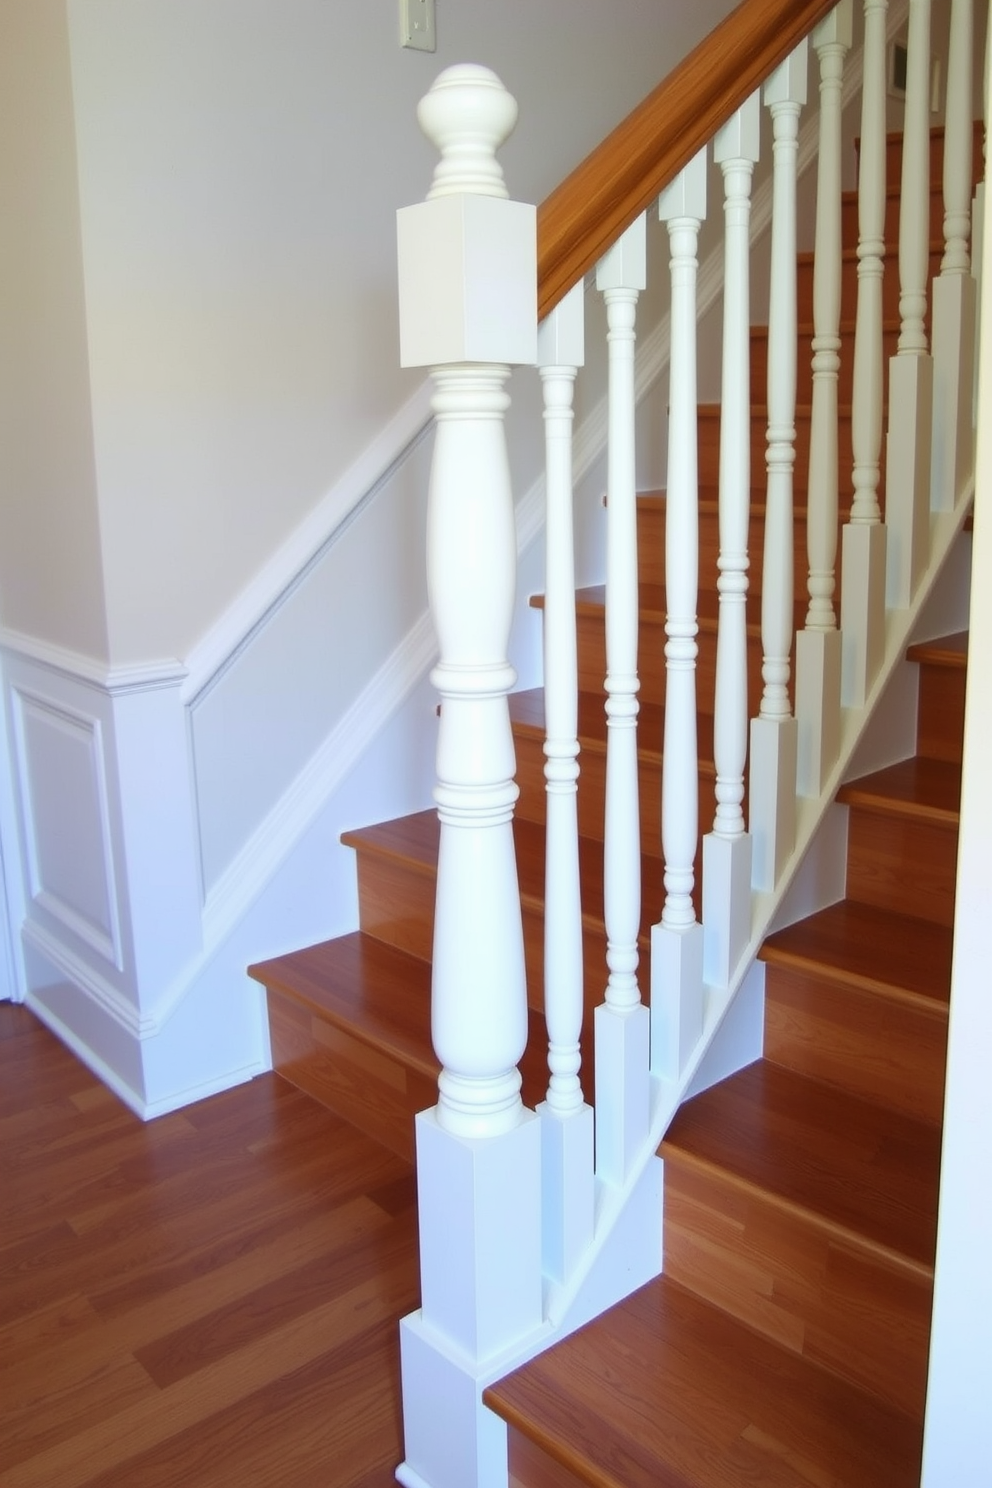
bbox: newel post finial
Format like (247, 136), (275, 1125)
(417, 62), (518, 199)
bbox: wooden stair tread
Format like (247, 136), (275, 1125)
(485, 1275), (924, 1488)
(638, 488), (813, 520)
(761, 900), (952, 1012)
(343, 803), (671, 941)
(250, 930), (557, 1111)
(509, 686), (716, 771)
(906, 630), (968, 669)
(249, 931), (439, 1081)
(838, 756), (961, 824)
(566, 582), (803, 632)
(660, 1061), (940, 1272)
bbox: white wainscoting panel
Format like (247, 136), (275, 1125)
(11, 685), (123, 970)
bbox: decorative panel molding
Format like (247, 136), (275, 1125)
(11, 687), (124, 970)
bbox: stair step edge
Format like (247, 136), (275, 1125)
(759, 943), (951, 1017)
(658, 1143), (935, 1284)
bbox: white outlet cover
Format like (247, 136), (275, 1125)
(400, 0), (436, 52)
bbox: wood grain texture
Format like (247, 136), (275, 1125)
(536, 0), (839, 316)
(0, 1005), (417, 1488)
(661, 1061), (941, 1272)
(660, 1152), (934, 1417)
(488, 1276), (925, 1488)
(909, 632), (968, 764)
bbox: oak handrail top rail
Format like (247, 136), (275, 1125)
(537, 0), (839, 319)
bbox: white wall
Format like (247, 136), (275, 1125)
(0, 0), (108, 661)
(922, 121), (992, 1484)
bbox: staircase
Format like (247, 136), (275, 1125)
(249, 4), (983, 1483)
(484, 633), (961, 1483)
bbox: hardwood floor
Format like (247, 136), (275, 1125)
(0, 1003), (418, 1488)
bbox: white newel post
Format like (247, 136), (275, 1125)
(653, 153), (707, 1078)
(537, 283), (594, 1285)
(395, 65), (542, 1488)
(842, 0), (888, 705)
(704, 99), (759, 984)
(797, 3), (852, 796)
(594, 216), (651, 1184)
(886, 0), (935, 606)
(750, 44), (806, 892)
(931, 0), (975, 510)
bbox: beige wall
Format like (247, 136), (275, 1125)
(0, 0), (735, 667)
(0, 0), (108, 661)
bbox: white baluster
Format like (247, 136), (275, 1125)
(886, 0), (934, 608)
(750, 43), (805, 892)
(395, 69), (542, 1465)
(653, 151), (707, 1078)
(797, 4), (851, 797)
(703, 102), (758, 987)
(537, 283), (594, 1284)
(594, 216), (650, 1184)
(841, 0), (888, 705)
(932, 0), (976, 510)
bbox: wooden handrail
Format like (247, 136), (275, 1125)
(537, 0), (839, 319)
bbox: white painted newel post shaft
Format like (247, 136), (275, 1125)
(842, 0), (888, 705)
(704, 98), (759, 986)
(750, 43), (806, 892)
(654, 155), (706, 1076)
(538, 282), (594, 1283)
(594, 215), (651, 1183)
(886, 0), (934, 609)
(395, 66), (543, 1488)
(931, 0), (976, 511)
(796, 3), (851, 797)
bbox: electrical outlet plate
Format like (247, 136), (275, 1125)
(400, 0), (435, 52)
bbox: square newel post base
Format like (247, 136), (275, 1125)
(796, 627), (842, 796)
(749, 714), (798, 892)
(931, 271), (977, 512)
(594, 1002), (651, 1186)
(538, 1101), (595, 1286)
(398, 1311), (521, 1488)
(650, 920), (704, 1081)
(886, 353), (933, 608)
(841, 522), (887, 707)
(702, 832), (753, 987)
(416, 1106), (543, 1362)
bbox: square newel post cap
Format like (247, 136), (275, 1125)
(397, 64), (537, 368)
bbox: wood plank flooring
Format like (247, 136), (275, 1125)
(0, 1003), (418, 1488)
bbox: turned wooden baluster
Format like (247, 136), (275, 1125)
(841, 0), (888, 705)
(395, 68), (543, 1431)
(932, 0), (976, 510)
(750, 43), (806, 891)
(703, 100), (758, 988)
(886, 0), (934, 608)
(796, 5), (851, 798)
(594, 216), (651, 1184)
(654, 152), (707, 1077)
(538, 282), (594, 1282)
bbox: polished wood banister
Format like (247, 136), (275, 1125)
(537, 0), (839, 319)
